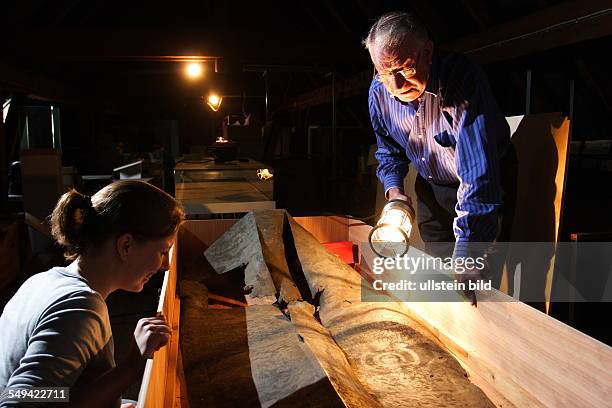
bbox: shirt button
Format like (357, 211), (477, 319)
(418, 134), (423, 139)
(421, 157), (426, 162)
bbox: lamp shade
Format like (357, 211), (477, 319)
(368, 199), (415, 258)
(207, 94), (223, 111)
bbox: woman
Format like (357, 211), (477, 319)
(0, 181), (184, 407)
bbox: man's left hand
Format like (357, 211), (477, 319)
(455, 263), (488, 307)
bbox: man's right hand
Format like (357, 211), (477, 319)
(387, 187), (411, 203)
(387, 187), (413, 207)
(132, 315), (171, 359)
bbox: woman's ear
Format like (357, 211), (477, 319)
(116, 233), (134, 261)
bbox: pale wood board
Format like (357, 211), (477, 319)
(294, 216), (349, 243)
(504, 114), (570, 309)
(138, 243), (180, 408)
(175, 181), (270, 203)
(358, 225), (612, 408)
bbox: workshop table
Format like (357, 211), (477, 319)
(174, 158), (275, 217)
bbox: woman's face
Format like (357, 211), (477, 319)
(118, 234), (176, 292)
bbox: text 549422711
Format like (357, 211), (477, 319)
(0, 387), (69, 402)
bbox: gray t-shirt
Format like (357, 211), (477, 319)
(0, 267), (118, 407)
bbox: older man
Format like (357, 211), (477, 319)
(364, 11), (516, 297)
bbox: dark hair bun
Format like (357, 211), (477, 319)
(50, 189), (96, 259)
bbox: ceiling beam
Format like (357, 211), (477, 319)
(573, 59), (612, 121)
(459, 0), (491, 30)
(0, 28), (362, 66)
(448, 0), (612, 64)
(286, 0), (612, 110)
(0, 62), (80, 103)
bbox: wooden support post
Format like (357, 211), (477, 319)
(0, 91), (7, 213)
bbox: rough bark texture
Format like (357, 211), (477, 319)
(287, 301), (383, 408)
(204, 212), (276, 300)
(204, 210), (301, 304)
(181, 211), (494, 407)
(253, 210), (302, 303)
(179, 304), (344, 408)
(288, 218), (495, 407)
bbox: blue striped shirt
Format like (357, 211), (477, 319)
(369, 52), (511, 257)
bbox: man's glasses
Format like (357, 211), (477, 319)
(374, 65), (417, 83)
(373, 49), (422, 83)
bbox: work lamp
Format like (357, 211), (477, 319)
(368, 199), (415, 258)
(207, 94), (223, 111)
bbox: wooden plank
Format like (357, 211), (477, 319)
(175, 346), (190, 408)
(138, 243), (179, 408)
(207, 303), (233, 309)
(164, 297), (181, 408)
(178, 215), (348, 254)
(505, 114), (570, 309)
(357, 226), (612, 408)
(0, 93), (7, 213)
(294, 216), (349, 243)
(507, 114), (570, 243)
(208, 292), (248, 307)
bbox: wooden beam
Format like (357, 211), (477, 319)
(208, 292), (248, 307)
(321, 0), (352, 33)
(0, 63), (80, 104)
(448, 0), (612, 64)
(287, 70), (371, 111)
(286, 0), (612, 109)
(0, 28), (363, 67)
(0, 92), (7, 212)
(459, 0), (492, 30)
(574, 59), (612, 120)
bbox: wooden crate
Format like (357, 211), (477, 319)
(137, 216), (612, 408)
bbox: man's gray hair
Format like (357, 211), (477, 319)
(363, 11), (429, 53)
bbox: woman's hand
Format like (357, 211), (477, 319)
(132, 314), (171, 359)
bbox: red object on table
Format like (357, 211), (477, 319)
(322, 241), (356, 266)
